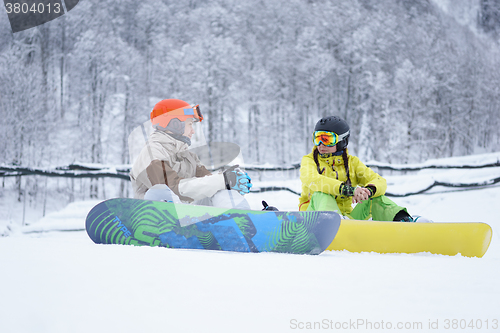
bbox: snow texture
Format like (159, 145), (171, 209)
(1, 154), (499, 333)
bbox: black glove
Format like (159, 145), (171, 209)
(365, 185), (376, 197)
(339, 183), (376, 197)
(339, 183), (355, 197)
(223, 165), (252, 195)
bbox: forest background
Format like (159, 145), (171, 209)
(1, 0), (500, 202)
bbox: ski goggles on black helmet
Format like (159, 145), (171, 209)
(313, 130), (349, 147)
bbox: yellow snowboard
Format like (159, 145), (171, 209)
(326, 219), (492, 258)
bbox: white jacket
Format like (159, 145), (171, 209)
(130, 131), (226, 201)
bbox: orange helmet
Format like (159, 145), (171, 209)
(150, 99), (203, 130)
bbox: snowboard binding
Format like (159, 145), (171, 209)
(261, 200), (279, 211)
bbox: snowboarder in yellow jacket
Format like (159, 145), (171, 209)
(299, 116), (418, 222)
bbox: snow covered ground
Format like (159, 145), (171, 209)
(1, 153), (500, 333)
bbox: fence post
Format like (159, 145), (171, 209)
(22, 177), (27, 226)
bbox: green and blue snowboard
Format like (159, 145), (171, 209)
(85, 198), (340, 255)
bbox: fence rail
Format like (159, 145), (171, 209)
(2, 159), (500, 197)
(0, 164), (130, 180)
(244, 160), (500, 171)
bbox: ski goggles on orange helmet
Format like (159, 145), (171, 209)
(151, 105), (203, 129)
(164, 105), (203, 122)
(313, 130), (348, 147)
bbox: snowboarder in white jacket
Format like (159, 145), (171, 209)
(130, 99), (252, 209)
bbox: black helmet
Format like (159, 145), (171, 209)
(314, 116), (350, 151)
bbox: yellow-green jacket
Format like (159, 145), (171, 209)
(299, 147), (387, 213)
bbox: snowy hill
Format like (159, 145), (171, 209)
(1, 152), (500, 333)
